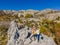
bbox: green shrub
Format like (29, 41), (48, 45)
(25, 14), (33, 18)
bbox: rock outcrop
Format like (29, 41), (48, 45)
(7, 21), (57, 45)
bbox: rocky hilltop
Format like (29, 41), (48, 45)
(7, 21), (56, 45)
(0, 9), (60, 21)
(0, 9), (60, 45)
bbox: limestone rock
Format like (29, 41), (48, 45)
(7, 21), (57, 45)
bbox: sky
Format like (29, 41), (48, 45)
(0, 0), (60, 10)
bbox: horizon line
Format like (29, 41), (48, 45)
(0, 8), (60, 11)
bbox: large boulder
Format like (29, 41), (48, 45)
(7, 21), (57, 45)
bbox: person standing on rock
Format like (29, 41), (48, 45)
(36, 29), (40, 42)
(14, 29), (19, 41)
(13, 20), (20, 44)
(30, 26), (40, 43)
(29, 26), (37, 42)
(25, 26), (32, 40)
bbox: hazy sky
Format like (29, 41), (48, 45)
(0, 0), (60, 10)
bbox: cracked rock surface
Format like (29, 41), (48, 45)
(7, 21), (57, 45)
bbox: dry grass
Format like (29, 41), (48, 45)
(0, 15), (60, 45)
(40, 19), (60, 45)
(0, 26), (8, 45)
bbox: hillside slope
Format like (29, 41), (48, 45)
(7, 21), (56, 45)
